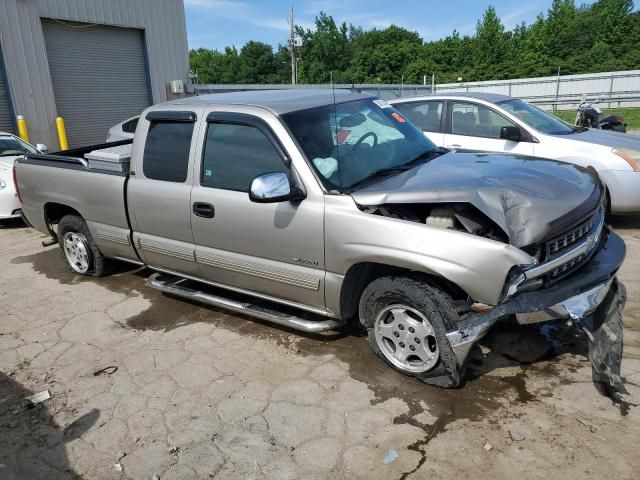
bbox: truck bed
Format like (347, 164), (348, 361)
(15, 139), (136, 262)
(20, 139), (133, 176)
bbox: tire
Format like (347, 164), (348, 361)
(57, 214), (113, 277)
(359, 276), (464, 388)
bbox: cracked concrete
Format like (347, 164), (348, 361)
(1, 218), (639, 479)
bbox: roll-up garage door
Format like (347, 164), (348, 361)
(0, 44), (15, 134)
(42, 19), (151, 147)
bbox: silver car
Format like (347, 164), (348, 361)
(390, 93), (640, 213)
(106, 115), (139, 142)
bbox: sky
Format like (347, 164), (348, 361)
(184, 0), (596, 51)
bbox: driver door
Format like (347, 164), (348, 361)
(190, 111), (326, 311)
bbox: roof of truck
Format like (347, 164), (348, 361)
(164, 88), (375, 115)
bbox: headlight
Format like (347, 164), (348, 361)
(0, 179), (6, 190)
(612, 148), (640, 171)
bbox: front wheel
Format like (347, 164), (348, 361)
(359, 276), (464, 388)
(57, 214), (113, 277)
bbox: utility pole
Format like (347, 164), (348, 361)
(289, 5), (296, 85)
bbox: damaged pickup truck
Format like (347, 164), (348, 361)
(15, 89), (625, 388)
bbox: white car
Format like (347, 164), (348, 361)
(390, 93), (640, 213)
(0, 133), (44, 222)
(106, 115), (139, 142)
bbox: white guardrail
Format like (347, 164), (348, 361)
(197, 70), (640, 111)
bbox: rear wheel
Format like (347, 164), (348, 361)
(57, 215), (113, 277)
(359, 276), (464, 388)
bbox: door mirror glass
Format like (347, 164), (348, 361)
(249, 172), (304, 203)
(500, 126), (522, 142)
(36, 144), (49, 154)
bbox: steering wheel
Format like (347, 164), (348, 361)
(352, 132), (378, 151)
(1, 150), (24, 156)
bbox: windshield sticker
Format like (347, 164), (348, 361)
(373, 99), (391, 109)
(391, 112), (406, 123)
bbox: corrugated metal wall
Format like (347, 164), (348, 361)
(42, 20), (151, 147)
(0, 41), (14, 134)
(0, 0), (188, 147)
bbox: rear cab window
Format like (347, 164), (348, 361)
(142, 111), (196, 182)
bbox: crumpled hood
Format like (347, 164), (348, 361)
(559, 128), (640, 150)
(351, 152), (602, 248)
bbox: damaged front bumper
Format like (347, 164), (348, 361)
(446, 230), (626, 385)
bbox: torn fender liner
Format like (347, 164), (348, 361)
(581, 279), (626, 387)
(351, 152), (602, 247)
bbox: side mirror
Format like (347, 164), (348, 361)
(36, 144), (49, 154)
(500, 126), (521, 142)
(249, 172), (305, 203)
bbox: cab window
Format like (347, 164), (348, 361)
(201, 123), (287, 192)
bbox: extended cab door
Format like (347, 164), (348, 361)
(393, 100), (446, 147)
(443, 101), (534, 155)
(190, 110), (326, 311)
(128, 110), (201, 276)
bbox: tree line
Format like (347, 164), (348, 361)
(189, 0), (640, 85)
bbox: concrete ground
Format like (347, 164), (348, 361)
(0, 218), (639, 480)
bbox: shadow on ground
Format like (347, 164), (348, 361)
(609, 214), (640, 230)
(0, 372), (98, 479)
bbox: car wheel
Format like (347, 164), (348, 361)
(57, 214), (113, 277)
(359, 276), (464, 388)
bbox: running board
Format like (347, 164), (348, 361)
(146, 273), (343, 333)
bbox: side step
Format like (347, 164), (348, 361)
(146, 273), (343, 333)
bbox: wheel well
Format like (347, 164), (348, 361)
(339, 262), (467, 322)
(44, 203), (82, 237)
(44, 203), (81, 224)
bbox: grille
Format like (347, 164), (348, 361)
(546, 211), (599, 257)
(544, 208), (604, 282)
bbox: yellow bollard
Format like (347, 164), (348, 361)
(16, 115), (29, 143)
(56, 116), (68, 151)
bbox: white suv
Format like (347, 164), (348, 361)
(390, 93), (640, 213)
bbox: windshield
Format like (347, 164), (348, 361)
(497, 99), (575, 135)
(0, 136), (37, 157)
(282, 98), (437, 190)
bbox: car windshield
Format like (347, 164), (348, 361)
(282, 98), (437, 190)
(497, 99), (575, 135)
(0, 136), (37, 156)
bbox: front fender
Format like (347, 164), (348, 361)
(324, 196), (533, 306)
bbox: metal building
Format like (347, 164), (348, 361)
(0, 0), (189, 148)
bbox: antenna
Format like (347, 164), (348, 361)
(330, 70), (342, 187)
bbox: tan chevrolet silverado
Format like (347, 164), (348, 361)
(14, 89), (626, 388)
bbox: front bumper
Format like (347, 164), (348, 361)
(446, 230), (626, 376)
(0, 187), (21, 220)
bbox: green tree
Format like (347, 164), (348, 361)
(237, 41), (277, 83)
(188, 1), (640, 86)
(296, 12), (352, 83)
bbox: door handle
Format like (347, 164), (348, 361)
(445, 144), (461, 149)
(193, 202), (215, 218)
